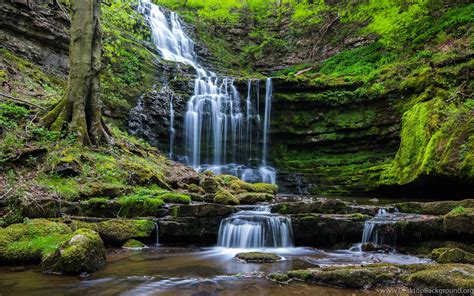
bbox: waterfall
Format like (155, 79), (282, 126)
(139, 0), (276, 184)
(169, 95), (175, 158)
(262, 78), (272, 166)
(217, 206), (294, 248)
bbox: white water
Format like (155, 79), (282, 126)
(139, 0), (276, 184)
(217, 206), (294, 248)
(169, 94), (175, 158)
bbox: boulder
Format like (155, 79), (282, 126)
(214, 189), (239, 205)
(122, 239), (146, 249)
(42, 228), (106, 274)
(431, 248), (474, 264)
(443, 207), (474, 237)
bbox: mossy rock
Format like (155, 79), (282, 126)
(122, 239), (146, 249)
(235, 252), (281, 263)
(41, 228), (106, 274)
(218, 174), (240, 185)
(431, 248), (474, 264)
(0, 219), (72, 264)
(237, 192), (274, 204)
(251, 183), (278, 194)
(443, 207), (474, 236)
(54, 156), (82, 177)
(159, 193), (191, 204)
(402, 241), (474, 256)
(213, 189), (239, 205)
(287, 265), (402, 289)
(70, 219), (155, 246)
(229, 179), (254, 193)
(396, 200), (474, 215)
(201, 176), (221, 193)
(267, 272), (290, 283)
(404, 264), (474, 290)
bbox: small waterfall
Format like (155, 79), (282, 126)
(217, 206), (294, 248)
(351, 208), (399, 252)
(154, 222), (160, 246)
(139, 0), (276, 184)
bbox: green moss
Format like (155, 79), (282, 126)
(287, 270), (312, 280)
(443, 207), (474, 235)
(0, 219), (72, 263)
(235, 252), (280, 263)
(41, 228), (106, 274)
(72, 219), (155, 246)
(118, 194), (164, 217)
(159, 193), (191, 204)
(404, 264), (474, 289)
(214, 189), (239, 205)
(251, 183), (278, 194)
(267, 272), (290, 282)
(122, 239), (146, 248)
(431, 248), (474, 264)
(237, 192), (273, 204)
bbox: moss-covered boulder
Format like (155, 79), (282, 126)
(237, 192), (273, 204)
(251, 183), (278, 194)
(42, 228), (106, 274)
(214, 189), (239, 205)
(117, 194), (166, 217)
(235, 252), (281, 263)
(122, 239), (146, 249)
(201, 176), (221, 193)
(0, 219), (72, 264)
(404, 264), (474, 290)
(70, 219), (155, 246)
(431, 248), (474, 264)
(443, 207), (474, 236)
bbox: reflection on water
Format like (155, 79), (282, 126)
(0, 246), (429, 295)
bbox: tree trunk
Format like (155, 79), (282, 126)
(43, 0), (113, 146)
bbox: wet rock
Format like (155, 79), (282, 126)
(291, 214), (364, 247)
(267, 272), (290, 283)
(361, 242), (376, 252)
(235, 252), (281, 263)
(42, 228), (106, 274)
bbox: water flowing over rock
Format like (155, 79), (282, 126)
(138, 0), (276, 183)
(217, 206), (294, 248)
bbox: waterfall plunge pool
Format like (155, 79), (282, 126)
(0, 246), (430, 296)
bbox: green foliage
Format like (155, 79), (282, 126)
(159, 192), (192, 204)
(0, 103), (28, 131)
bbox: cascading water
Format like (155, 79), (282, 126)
(169, 95), (175, 158)
(351, 208), (400, 252)
(217, 206), (294, 248)
(139, 0), (276, 184)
